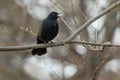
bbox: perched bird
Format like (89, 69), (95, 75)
(31, 11), (59, 56)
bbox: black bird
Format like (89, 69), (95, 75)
(31, 11), (59, 56)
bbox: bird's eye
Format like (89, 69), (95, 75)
(53, 13), (56, 16)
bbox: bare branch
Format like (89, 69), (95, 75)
(91, 55), (110, 80)
(0, 1), (120, 51)
(65, 0), (120, 41)
(0, 41), (120, 51)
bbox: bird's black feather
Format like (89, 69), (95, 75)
(31, 11), (59, 56)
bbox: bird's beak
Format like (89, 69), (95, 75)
(57, 12), (61, 18)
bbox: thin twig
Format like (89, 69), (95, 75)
(71, 0), (78, 28)
(95, 0), (99, 49)
(19, 26), (37, 36)
(60, 18), (73, 32)
(0, 1), (120, 51)
(90, 54), (110, 80)
(50, 0), (95, 50)
(65, 1), (120, 41)
(50, 0), (71, 17)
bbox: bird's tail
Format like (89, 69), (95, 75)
(31, 40), (47, 56)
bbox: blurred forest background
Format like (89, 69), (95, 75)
(0, 0), (120, 80)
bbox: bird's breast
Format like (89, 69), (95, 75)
(40, 20), (59, 41)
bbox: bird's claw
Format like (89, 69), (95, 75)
(49, 41), (55, 46)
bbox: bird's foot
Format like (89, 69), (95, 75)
(49, 41), (55, 47)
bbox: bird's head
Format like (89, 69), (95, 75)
(47, 11), (60, 20)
